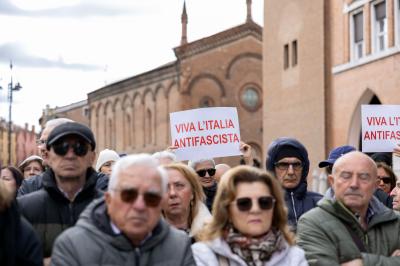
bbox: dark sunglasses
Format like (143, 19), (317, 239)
(274, 161), (303, 171)
(196, 168), (216, 177)
(234, 196), (276, 212)
(378, 176), (392, 184)
(52, 141), (89, 157)
(114, 188), (162, 207)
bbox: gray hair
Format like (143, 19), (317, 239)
(45, 118), (74, 129)
(108, 153), (168, 194)
(188, 158), (215, 170)
(152, 150), (177, 163)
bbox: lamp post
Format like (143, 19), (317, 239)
(6, 61), (22, 165)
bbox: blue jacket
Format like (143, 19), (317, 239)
(266, 137), (322, 231)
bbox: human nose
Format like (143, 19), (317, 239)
(349, 176), (360, 188)
(131, 194), (146, 210)
(249, 199), (261, 213)
(168, 185), (177, 198)
(287, 164), (295, 174)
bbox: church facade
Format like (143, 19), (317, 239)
(88, 1), (263, 165)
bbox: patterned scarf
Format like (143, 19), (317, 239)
(225, 226), (285, 266)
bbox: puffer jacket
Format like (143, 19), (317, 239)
(297, 195), (400, 265)
(51, 198), (195, 266)
(17, 167), (102, 257)
(192, 236), (308, 266)
(266, 137), (322, 231)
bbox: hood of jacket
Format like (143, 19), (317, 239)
(266, 137), (310, 180)
(75, 197), (171, 252)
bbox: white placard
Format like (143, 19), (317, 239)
(361, 105), (400, 152)
(170, 107), (241, 161)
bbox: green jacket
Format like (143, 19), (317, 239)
(297, 194), (400, 266)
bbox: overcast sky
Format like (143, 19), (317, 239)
(0, 0), (263, 130)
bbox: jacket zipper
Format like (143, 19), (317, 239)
(69, 203), (74, 224)
(290, 192), (298, 224)
(135, 247), (140, 265)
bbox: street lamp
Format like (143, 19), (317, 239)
(6, 61), (22, 165)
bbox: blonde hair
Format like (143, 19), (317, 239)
(163, 163), (206, 227)
(196, 165), (295, 245)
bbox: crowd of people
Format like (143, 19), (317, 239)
(1, 118), (400, 265)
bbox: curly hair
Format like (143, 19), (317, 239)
(196, 165), (294, 245)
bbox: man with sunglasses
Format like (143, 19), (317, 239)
(51, 154), (195, 265)
(188, 158), (217, 212)
(266, 137), (322, 232)
(297, 151), (400, 265)
(17, 122), (103, 260)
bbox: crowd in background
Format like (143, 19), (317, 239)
(1, 118), (400, 265)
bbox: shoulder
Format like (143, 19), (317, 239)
(18, 189), (49, 208)
(192, 241), (219, 266)
(270, 244), (307, 266)
(306, 191), (323, 201)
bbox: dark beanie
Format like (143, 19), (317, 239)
(274, 146), (303, 162)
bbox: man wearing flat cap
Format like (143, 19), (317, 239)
(18, 122), (103, 261)
(266, 137), (322, 232)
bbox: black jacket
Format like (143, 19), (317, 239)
(17, 167), (102, 257)
(0, 201), (43, 266)
(17, 171), (109, 197)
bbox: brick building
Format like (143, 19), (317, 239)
(88, 1), (263, 165)
(263, 0), (400, 185)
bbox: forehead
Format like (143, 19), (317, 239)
(1, 168), (12, 177)
(167, 169), (188, 182)
(335, 154), (375, 174)
(117, 165), (161, 189)
(195, 161), (214, 170)
(235, 181), (270, 197)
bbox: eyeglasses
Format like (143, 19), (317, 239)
(51, 141), (89, 157)
(378, 176), (392, 184)
(274, 161), (303, 171)
(234, 196), (276, 212)
(113, 188), (162, 207)
(196, 168), (216, 177)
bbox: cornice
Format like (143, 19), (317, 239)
(174, 21), (262, 60)
(88, 61), (177, 103)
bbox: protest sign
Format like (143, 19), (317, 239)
(170, 107), (241, 161)
(361, 105), (400, 152)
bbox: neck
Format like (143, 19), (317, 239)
(55, 175), (85, 201)
(165, 212), (190, 230)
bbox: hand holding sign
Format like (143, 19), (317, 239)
(170, 107), (241, 161)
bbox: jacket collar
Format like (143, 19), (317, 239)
(42, 167), (99, 202)
(78, 197), (170, 251)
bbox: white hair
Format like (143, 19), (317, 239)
(151, 150), (177, 163)
(108, 153), (168, 194)
(45, 118), (74, 129)
(188, 158), (215, 170)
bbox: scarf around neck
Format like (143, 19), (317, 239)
(225, 226), (285, 266)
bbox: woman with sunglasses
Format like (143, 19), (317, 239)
(376, 162), (396, 195)
(192, 165), (307, 266)
(162, 163), (211, 238)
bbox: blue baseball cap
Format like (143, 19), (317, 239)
(318, 145), (356, 168)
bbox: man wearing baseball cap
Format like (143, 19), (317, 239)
(318, 145), (356, 175)
(18, 122), (103, 261)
